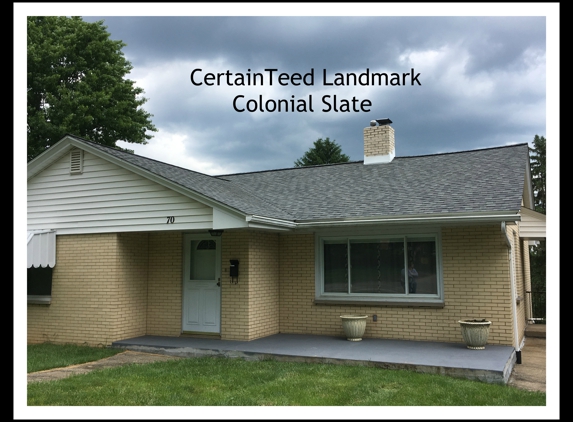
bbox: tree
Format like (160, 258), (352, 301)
(27, 16), (157, 161)
(529, 135), (546, 215)
(528, 135), (546, 319)
(294, 138), (350, 167)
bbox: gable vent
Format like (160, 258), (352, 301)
(70, 149), (84, 175)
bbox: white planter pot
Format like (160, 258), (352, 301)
(458, 319), (492, 349)
(340, 315), (368, 341)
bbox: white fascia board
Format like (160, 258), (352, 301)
(246, 215), (297, 230)
(27, 135), (77, 180)
(295, 211), (522, 228)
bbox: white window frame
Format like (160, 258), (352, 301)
(314, 229), (444, 306)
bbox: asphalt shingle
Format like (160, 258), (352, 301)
(74, 136), (528, 222)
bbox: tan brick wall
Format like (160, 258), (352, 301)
(146, 232), (183, 336)
(221, 231), (250, 340)
(363, 125), (395, 157)
(28, 233), (149, 346)
(248, 231), (280, 339)
(278, 226), (518, 346)
(221, 231), (280, 340)
(28, 224), (526, 347)
(116, 233), (149, 339)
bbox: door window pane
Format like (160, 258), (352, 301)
(190, 240), (216, 280)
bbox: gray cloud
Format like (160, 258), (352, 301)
(77, 16), (546, 174)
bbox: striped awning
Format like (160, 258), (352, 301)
(27, 230), (56, 268)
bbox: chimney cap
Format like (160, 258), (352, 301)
(375, 118), (392, 126)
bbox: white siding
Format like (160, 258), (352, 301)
(27, 150), (213, 234)
(519, 207), (546, 240)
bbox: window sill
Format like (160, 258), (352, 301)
(27, 295), (51, 305)
(313, 297), (444, 308)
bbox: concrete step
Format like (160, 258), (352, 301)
(525, 323), (546, 338)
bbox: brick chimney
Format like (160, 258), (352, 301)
(363, 118), (395, 164)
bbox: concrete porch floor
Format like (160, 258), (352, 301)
(111, 333), (517, 384)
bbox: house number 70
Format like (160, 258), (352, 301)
(166, 216), (175, 224)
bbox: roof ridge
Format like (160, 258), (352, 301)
(217, 143), (529, 178)
(394, 143), (529, 160)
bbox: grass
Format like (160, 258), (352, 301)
(26, 343), (546, 407)
(27, 343), (123, 373)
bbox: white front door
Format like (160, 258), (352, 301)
(182, 234), (221, 333)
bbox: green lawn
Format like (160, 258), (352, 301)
(27, 343), (546, 407)
(27, 343), (124, 373)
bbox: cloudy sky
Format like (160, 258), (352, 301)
(16, 4), (557, 177)
(79, 11), (551, 175)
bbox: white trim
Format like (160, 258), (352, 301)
(246, 215), (297, 230)
(363, 151), (395, 164)
(297, 211), (521, 228)
(502, 222), (520, 353)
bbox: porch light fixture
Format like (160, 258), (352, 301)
(208, 229), (224, 237)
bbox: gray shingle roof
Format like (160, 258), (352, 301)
(73, 136), (528, 222)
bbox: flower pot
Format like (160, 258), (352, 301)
(340, 315), (368, 341)
(458, 319), (491, 349)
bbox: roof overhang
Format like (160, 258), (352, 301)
(293, 210), (522, 229)
(27, 230), (56, 268)
(519, 207), (546, 240)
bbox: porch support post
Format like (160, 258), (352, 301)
(502, 222), (521, 364)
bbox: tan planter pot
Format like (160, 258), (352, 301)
(340, 315), (368, 341)
(458, 319), (492, 349)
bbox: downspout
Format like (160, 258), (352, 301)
(502, 222), (522, 364)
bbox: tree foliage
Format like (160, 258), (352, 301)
(528, 135), (546, 302)
(294, 138), (350, 167)
(529, 135), (546, 215)
(27, 16), (157, 161)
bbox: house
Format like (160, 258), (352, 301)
(27, 120), (546, 353)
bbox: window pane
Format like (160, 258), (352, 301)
(27, 267), (53, 296)
(324, 241), (348, 293)
(350, 239), (404, 294)
(190, 240), (216, 280)
(406, 239), (438, 295)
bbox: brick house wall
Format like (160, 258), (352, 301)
(28, 225), (526, 347)
(221, 231), (280, 340)
(278, 225), (519, 346)
(146, 232), (183, 337)
(27, 233), (149, 346)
